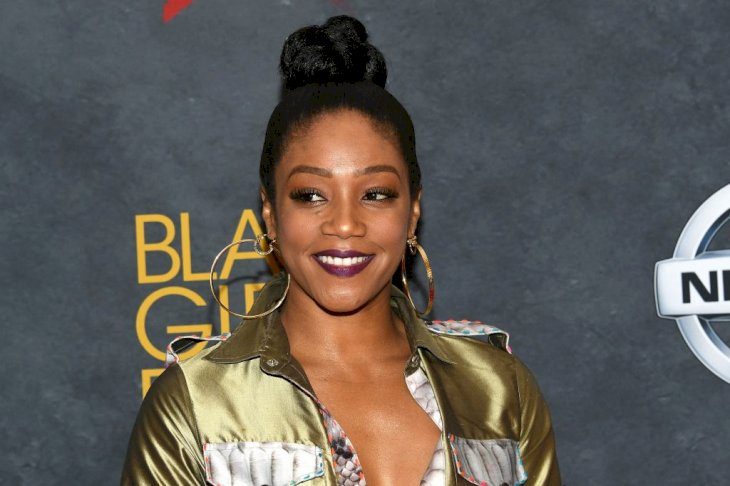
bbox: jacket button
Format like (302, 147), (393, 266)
(265, 358), (279, 367)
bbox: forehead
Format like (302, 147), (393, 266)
(278, 109), (406, 178)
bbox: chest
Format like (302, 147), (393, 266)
(189, 357), (527, 486)
(308, 374), (442, 486)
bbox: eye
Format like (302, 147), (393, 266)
(290, 188), (326, 203)
(363, 187), (399, 201)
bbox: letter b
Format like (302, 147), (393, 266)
(135, 214), (181, 284)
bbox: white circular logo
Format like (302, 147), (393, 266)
(655, 184), (730, 383)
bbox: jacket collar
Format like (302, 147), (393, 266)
(206, 272), (453, 368)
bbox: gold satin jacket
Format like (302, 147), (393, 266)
(122, 274), (561, 485)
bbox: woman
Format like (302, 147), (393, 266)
(122, 15), (561, 486)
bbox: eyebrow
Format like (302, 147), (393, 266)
(287, 164), (401, 180)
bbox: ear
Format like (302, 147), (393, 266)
(408, 190), (422, 237)
(260, 188), (277, 240)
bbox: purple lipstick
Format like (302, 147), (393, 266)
(313, 249), (374, 277)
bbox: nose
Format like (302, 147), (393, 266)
(321, 196), (366, 238)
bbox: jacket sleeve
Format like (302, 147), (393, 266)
(515, 360), (562, 485)
(121, 364), (206, 485)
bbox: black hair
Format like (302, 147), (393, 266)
(259, 15), (421, 200)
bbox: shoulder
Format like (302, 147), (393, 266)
(426, 319), (513, 353)
(164, 333), (232, 368)
(140, 361), (196, 421)
(424, 319), (516, 369)
(157, 333), (252, 406)
(423, 318), (537, 390)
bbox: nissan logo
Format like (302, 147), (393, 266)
(655, 184), (730, 382)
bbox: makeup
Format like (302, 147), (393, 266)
(313, 250), (374, 277)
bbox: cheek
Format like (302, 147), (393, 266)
(277, 208), (313, 239)
(271, 207), (315, 263)
(373, 212), (410, 252)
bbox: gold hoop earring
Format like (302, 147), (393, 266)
(208, 234), (289, 319)
(400, 235), (434, 316)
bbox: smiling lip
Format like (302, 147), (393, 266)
(313, 250), (374, 277)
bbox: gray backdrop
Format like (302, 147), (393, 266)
(2, 0), (730, 484)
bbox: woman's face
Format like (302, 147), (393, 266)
(262, 109), (420, 314)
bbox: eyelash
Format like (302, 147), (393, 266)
(289, 187), (399, 203)
(363, 187), (399, 201)
(290, 188), (325, 203)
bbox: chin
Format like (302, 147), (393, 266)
(315, 296), (368, 315)
(312, 287), (383, 315)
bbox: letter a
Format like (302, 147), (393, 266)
(219, 210), (265, 280)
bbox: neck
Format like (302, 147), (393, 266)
(279, 285), (411, 366)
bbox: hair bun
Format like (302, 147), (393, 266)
(280, 15), (387, 91)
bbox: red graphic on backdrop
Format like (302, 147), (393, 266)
(163, 0), (193, 23)
(163, 0), (351, 22)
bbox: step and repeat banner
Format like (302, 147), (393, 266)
(133, 209), (273, 396)
(4, 1), (730, 484)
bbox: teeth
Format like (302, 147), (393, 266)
(317, 255), (369, 266)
